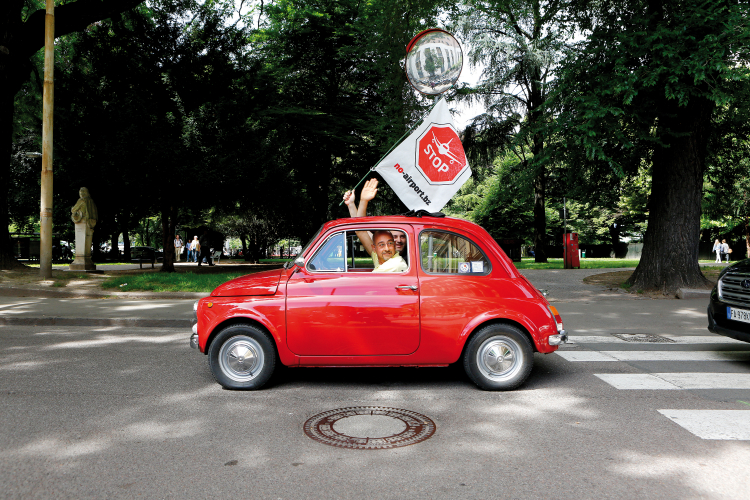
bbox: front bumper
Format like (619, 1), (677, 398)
(707, 304), (750, 344)
(548, 330), (568, 346)
(189, 323), (198, 349)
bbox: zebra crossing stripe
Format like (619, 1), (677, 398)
(567, 335), (745, 344)
(658, 410), (750, 440)
(595, 373), (750, 390)
(556, 351), (750, 362)
(595, 374), (680, 389)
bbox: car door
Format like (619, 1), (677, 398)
(285, 225), (420, 356)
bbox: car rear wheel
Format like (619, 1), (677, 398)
(463, 324), (534, 390)
(209, 324), (276, 390)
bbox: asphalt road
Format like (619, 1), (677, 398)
(1, 299), (749, 499)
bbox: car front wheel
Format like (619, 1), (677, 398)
(208, 324), (276, 390)
(463, 324), (534, 390)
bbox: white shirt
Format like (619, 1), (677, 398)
(371, 252), (408, 273)
(174, 238), (182, 249)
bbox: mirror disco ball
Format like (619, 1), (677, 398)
(405, 29), (463, 96)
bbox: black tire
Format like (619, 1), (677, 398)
(208, 324), (276, 390)
(463, 324), (534, 391)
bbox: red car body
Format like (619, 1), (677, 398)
(193, 216), (565, 386)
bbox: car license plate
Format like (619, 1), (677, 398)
(727, 307), (750, 324)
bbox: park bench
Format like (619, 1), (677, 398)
(211, 250), (223, 264)
(130, 247), (157, 269)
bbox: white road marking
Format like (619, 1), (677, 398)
(595, 373), (750, 390)
(594, 374), (681, 390)
(567, 335), (746, 344)
(555, 351), (619, 362)
(556, 351), (750, 362)
(658, 410), (750, 440)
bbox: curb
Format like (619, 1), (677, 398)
(0, 317), (192, 328)
(0, 287), (206, 300)
(675, 288), (712, 299)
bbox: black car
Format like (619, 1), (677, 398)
(708, 258), (750, 343)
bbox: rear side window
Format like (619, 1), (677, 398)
(420, 230), (490, 275)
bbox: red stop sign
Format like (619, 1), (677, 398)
(416, 124), (468, 184)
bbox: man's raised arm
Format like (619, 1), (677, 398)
(343, 179), (379, 253)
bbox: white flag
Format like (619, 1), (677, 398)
(373, 97), (471, 212)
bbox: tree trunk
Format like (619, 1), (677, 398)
(532, 171), (547, 263)
(240, 234), (248, 260)
(123, 230), (130, 261)
(609, 219), (627, 258)
(245, 233), (260, 264)
(160, 204), (177, 272)
(529, 77), (547, 263)
(626, 97), (713, 293)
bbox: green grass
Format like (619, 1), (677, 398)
(102, 271), (249, 293)
(512, 258), (641, 269)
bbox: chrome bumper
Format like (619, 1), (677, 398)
(189, 323), (198, 349)
(548, 330), (568, 345)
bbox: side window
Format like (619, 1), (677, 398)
(307, 232), (346, 272)
(420, 230), (490, 275)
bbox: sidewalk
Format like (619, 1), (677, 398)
(0, 264), (715, 327)
(0, 296), (195, 327)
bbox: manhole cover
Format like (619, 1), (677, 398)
(303, 407), (435, 450)
(611, 333), (675, 343)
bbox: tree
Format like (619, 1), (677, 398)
(455, 0), (575, 262)
(554, 0), (750, 293)
(1, 0), (147, 268)
(255, 0), (441, 239)
(52, 1), (252, 271)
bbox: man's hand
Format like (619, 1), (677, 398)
(343, 189), (358, 217)
(343, 190), (355, 207)
(360, 178), (379, 202)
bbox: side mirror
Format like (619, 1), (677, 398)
(294, 256), (305, 268)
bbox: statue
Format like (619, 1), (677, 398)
(70, 187), (98, 271)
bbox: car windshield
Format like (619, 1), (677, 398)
(283, 225), (323, 269)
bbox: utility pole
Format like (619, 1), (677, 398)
(40, 0), (55, 279)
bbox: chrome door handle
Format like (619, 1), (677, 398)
(395, 285), (418, 291)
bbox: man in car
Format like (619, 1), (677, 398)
(343, 178), (408, 264)
(371, 230), (408, 273)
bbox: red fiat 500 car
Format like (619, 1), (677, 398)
(190, 216), (566, 390)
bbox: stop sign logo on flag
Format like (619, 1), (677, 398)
(373, 97), (472, 212)
(416, 124), (468, 184)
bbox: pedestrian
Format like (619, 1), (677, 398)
(174, 234), (183, 262)
(197, 231), (213, 266)
(712, 239), (722, 263)
(191, 235), (200, 262)
(722, 239), (731, 263)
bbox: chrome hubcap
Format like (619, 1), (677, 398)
(219, 336), (264, 382)
(477, 337), (521, 381)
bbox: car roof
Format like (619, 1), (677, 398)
(324, 215), (482, 232)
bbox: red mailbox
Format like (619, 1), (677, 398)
(564, 233), (580, 269)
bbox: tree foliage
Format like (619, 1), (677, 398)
(454, 0), (575, 262)
(552, 0), (750, 292)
